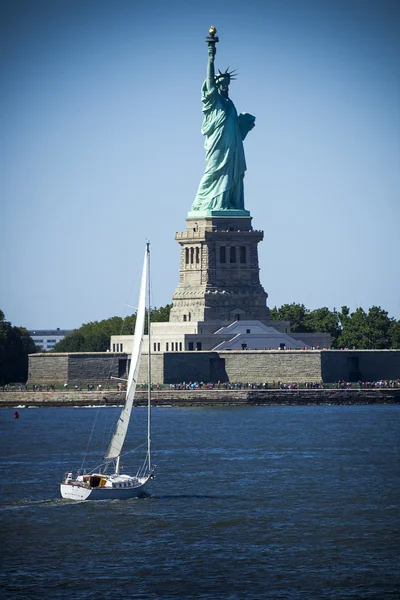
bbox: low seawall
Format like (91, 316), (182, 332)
(1, 389), (399, 407)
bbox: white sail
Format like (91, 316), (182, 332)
(105, 246), (148, 460)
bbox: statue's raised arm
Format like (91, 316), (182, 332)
(190, 27), (255, 215)
(206, 39), (216, 91)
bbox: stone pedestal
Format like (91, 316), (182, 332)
(170, 214), (270, 323)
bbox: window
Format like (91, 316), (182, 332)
(113, 344), (116, 352)
(196, 247), (200, 264)
(166, 342), (169, 351)
(154, 343), (157, 352)
(120, 344), (123, 352)
(188, 342), (194, 351)
(236, 314), (241, 321)
(220, 246), (226, 263)
(185, 248), (189, 264)
(183, 315), (187, 322)
(157, 343), (160, 351)
(246, 329), (251, 334)
(171, 342), (174, 351)
(190, 247), (194, 264)
(196, 342), (202, 350)
(240, 246), (246, 263)
(230, 247), (236, 263)
(179, 342), (182, 351)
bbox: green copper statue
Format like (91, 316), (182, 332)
(191, 27), (255, 214)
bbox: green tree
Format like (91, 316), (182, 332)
(389, 320), (400, 348)
(336, 306), (393, 349)
(366, 306), (392, 349)
(54, 319), (126, 353)
(53, 304), (172, 352)
(84, 332), (111, 352)
(308, 307), (342, 347)
(268, 306), (280, 321)
(151, 304), (172, 322)
(53, 332), (86, 352)
(0, 311), (37, 384)
(336, 307), (369, 349)
(270, 303), (400, 349)
(269, 303), (312, 332)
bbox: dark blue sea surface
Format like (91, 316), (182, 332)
(1, 405), (399, 599)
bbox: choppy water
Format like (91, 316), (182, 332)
(1, 405), (399, 599)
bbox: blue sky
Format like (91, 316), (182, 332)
(1, 0), (399, 329)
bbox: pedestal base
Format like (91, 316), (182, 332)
(170, 214), (269, 323)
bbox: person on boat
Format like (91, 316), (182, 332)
(191, 39), (255, 212)
(13, 411), (19, 419)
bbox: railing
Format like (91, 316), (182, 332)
(175, 229), (264, 239)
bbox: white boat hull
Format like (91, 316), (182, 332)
(60, 475), (152, 501)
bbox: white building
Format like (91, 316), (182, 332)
(110, 319), (320, 356)
(29, 329), (73, 351)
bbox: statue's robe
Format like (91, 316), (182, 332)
(191, 81), (247, 212)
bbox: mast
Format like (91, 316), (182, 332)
(147, 241), (151, 471)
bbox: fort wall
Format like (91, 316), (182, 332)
(27, 350), (400, 386)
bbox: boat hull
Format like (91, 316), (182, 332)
(60, 477), (151, 501)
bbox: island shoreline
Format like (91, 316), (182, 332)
(1, 388), (399, 407)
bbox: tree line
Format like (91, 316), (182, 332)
(1, 303), (399, 384)
(0, 310), (37, 385)
(53, 303), (400, 353)
(53, 305), (172, 352)
(269, 304), (400, 349)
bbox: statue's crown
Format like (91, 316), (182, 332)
(215, 68), (237, 81)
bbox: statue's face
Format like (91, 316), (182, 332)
(217, 76), (230, 98)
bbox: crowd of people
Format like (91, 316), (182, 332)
(160, 379), (400, 390)
(1, 379), (399, 392)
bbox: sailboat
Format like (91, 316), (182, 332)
(60, 243), (154, 500)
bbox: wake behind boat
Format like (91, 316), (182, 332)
(60, 243), (154, 500)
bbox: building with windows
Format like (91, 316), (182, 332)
(29, 329), (73, 351)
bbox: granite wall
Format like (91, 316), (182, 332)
(220, 350), (322, 382)
(28, 354), (69, 383)
(321, 350), (400, 382)
(28, 353), (124, 385)
(136, 350), (324, 384)
(27, 349), (400, 386)
(68, 354), (122, 383)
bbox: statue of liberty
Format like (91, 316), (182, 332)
(191, 27), (255, 213)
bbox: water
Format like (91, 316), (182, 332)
(1, 405), (399, 599)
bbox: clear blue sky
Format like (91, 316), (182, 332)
(1, 0), (399, 329)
